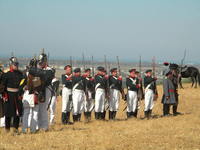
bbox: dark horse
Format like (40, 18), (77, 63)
(179, 66), (200, 88)
(163, 62), (200, 88)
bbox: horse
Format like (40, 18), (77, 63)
(179, 66), (200, 88)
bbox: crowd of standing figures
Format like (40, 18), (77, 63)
(0, 51), (181, 134)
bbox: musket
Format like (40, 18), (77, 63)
(82, 52), (86, 70)
(70, 56), (73, 72)
(69, 56), (74, 111)
(47, 52), (50, 65)
(137, 55), (144, 109)
(152, 56), (158, 100)
(91, 56), (95, 77)
(104, 55), (109, 110)
(152, 56), (156, 78)
(116, 56), (125, 100)
(116, 56), (121, 75)
(180, 49), (187, 71)
(11, 52), (14, 57)
(181, 49), (186, 66)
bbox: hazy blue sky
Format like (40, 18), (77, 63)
(0, 0), (200, 62)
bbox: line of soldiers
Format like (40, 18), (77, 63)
(61, 65), (158, 124)
(0, 53), (181, 134)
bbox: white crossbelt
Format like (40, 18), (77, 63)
(7, 88), (19, 92)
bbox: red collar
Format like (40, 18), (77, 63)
(10, 66), (14, 72)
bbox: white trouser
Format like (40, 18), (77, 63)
(127, 90), (138, 112)
(49, 95), (57, 125)
(144, 89), (154, 111)
(95, 88), (105, 113)
(72, 89), (85, 115)
(84, 91), (94, 112)
(62, 87), (72, 113)
(38, 87), (52, 130)
(22, 105), (39, 132)
(109, 89), (120, 111)
(0, 117), (5, 127)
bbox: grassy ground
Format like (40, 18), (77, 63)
(0, 83), (200, 150)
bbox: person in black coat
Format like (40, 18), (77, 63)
(2, 57), (24, 132)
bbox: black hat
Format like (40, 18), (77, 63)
(97, 66), (105, 71)
(74, 68), (81, 73)
(9, 57), (19, 66)
(29, 58), (37, 68)
(145, 69), (152, 73)
(64, 65), (72, 70)
(38, 53), (47, 64)
(135, 71), (140, 74)
(129, 69), (136, 73)
(110, 68), (117, 73)
(85, 68), (91, 72)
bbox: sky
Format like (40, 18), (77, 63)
(0, 0), (200, 63)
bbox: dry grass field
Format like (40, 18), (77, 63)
(0, 83), (200, 150)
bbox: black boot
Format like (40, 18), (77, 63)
(130, 112), (134, 118)
(66, 112), (70, 123)
(73, 115), (78, 122)
(102, 111), (106, 120)
(127, 112), (131, 119)
(173, 105), (179, 116)
(66, 112), (73, 125)
(109, 111), (113, 120)
(78, 114), (81, 121)
(95, 112), (98, 119)
(97, 112), (100, 120)
(61, 112), (67, 124)
(149, 110), (152, 118)
(113, 111), (117, 120)
(133, 111), (137, 118)
(144, 111), (148, 119)
(134, 109), (138, 118)
(163, 104), (170, 116)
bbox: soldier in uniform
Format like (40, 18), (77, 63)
(0, 65), (5, 127)
(162, 69), (177, 116)
(29, 52), (54, 131)
(163, 63), (180, 115)
(61, 65), (73, 124)
(108, 68), (123, 120)
(169, 63), (180, 116)
(83, 68), (95, 121)
(49, 68), (60, 125)
(135, 71), (144, 116)
(2, 57), (24, 132)
(72, 68), (86, 122)
(143, 69), (157, 119)
(22, 58), (40, 133)
(94, 66), (107, 120)
(126, 69), (140, 118)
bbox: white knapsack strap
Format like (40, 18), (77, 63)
(145, 83), (152, 93)
(73, 83), (80, 91)
(95, 83), (101, 91)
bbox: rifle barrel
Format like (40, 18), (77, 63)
(116, 56), (121, 76)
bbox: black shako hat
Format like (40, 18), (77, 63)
(74, 68), (81, 73)
(97, 66), (105, 71)
(110, 68), (117, 73)
(145, 69), (152, 73)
